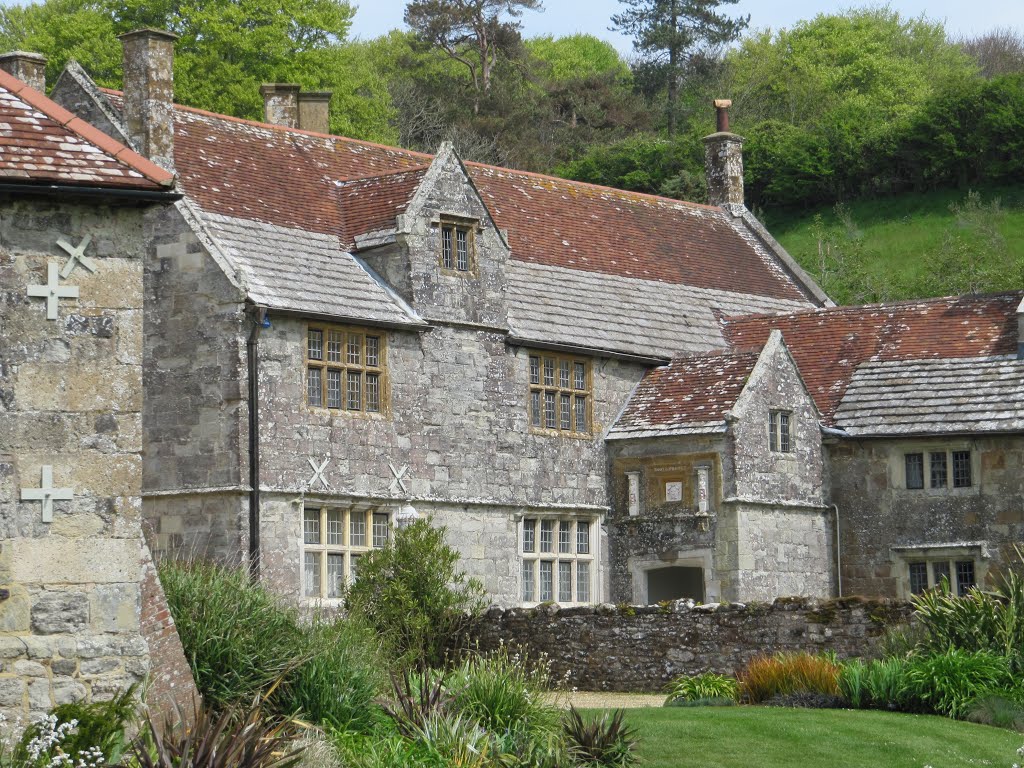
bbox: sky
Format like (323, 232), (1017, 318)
(349, 0), (1024, 54)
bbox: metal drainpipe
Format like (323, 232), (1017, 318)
(832, 503), (842, 598)
(247, 306), (268, 581)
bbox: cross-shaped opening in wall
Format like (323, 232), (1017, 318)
(20, 465), (74, 523)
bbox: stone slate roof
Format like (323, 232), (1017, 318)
(607, 350), (760, 439)
(201, 212), (424, 327)
(0, 71), (172, 190)
(508, 260), (810, 359)
(336, 166), (429, 248)
(723, 292), (1022, 425)
(833, 356), (1024, 436)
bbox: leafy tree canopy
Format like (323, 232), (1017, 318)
(526, 33), (630, 82)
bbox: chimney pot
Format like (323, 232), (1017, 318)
(297, 90), (332, 134)
(704, 98), (744, 207)
(119, 28), (177, 172)
(0, 51), (47, 92)
(260, 84), (300, 129)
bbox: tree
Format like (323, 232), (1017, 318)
(611, 0), (747, 136)
(404, 0), (542, 114)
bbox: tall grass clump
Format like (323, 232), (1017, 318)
(159, 560), (302, 712)
(664, 672), (738, 706)
(903, 648), (1014, 718)
(563, 707), (638, 768)
(737, 652), (840, 704)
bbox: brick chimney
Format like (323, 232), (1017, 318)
(703, 99), (745, 207)
(0, 51), (47, 92)
(298, 90), (332, 134)
(260, 84), (300, 128)
(119, 29), (177, 172)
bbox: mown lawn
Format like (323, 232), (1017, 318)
(603, 707), (1023, 768)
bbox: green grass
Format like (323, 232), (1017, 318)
(597, 707), (1023, 768)
(763, 183), (1024, 302)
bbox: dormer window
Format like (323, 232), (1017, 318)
(769, 409), (793, 452)
(439, 218), (476, 274)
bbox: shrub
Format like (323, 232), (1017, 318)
(664, 673), (738, 706)
(903, 648), (1014, 718)
(838, 659), (868, 708)
(966, 694), (1024, 732)
(863, 656), (912, 711)
(159, 560), (302, 712)
(737, 652), (840, 704)
(563, 707), (638, 768)
(344, 518), (487, 670)
(380, 668), (454, 739)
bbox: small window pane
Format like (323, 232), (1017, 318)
(559, 521), (572, 553)
(930, 452), (948, 488)
(327, 331), (343, 363)
(577, 521), (590, 555)
(304, 552), (321, 597)
(350, 513), (366, 547)
(456, 228), (469, 271)
(308, 329), (323, 361)
(366, 374), (381, 413)
(303, 509), (321, 545)
(574, 396), (587, 433)
(531, 392), (541, 427)
(522, 561), (535, 602)
(952, 451), (972, 488)
(326, 510), (343, 545)
(350, 554), (361, 583)
(540, 520), (554, 553)
(442, 226), (453, 269)
(909, 562), (928, 595)
(558, 562), (572, 602)
(933, 561), (951, 591)
(347, 371), (361, 410)
(779, 412), (791, 452)
(372, 512), (389, 548)
(769, 411), (778, 452)
(577, 561), (590, 603)
(327, 554), (344, 598)
(573, 362), (585, 390)
(543, 358), (554, 387)
(956, 561), (975, 596)
(905, 453), (924, 489)
(307, 367), (322, 406)
(544, 392), (556, 429)
(523, 519), (536, 553)
(365, 336), (380, 367)
(559, 360), (570, 388)
(529, 356), (540, 385)
(347, 334), (361, 366)
(326, 369), (342, 409)
(560, 394), (571, 430)
(539, 561), (553, 601)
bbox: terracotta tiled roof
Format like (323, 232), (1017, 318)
(99, 90), (814, 302)
(723, 292), (1023, 425)
(608, 350), (760, 438)
(337, 166), (429, 247)
(0, 71), (172, 190)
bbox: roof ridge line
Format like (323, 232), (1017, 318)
(335, 165), (432, 185)
(1, 71), (174, 188)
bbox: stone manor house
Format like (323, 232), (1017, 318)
(2, 30), (1023, 719)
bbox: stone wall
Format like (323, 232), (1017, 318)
(469, 597), (912, 692)
(0, 197), (196, 725)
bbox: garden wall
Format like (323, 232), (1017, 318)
(468, 597), (913, 692)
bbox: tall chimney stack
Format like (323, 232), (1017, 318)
(260, 84), (300, 128)
(0, 51), (47, 92)
(119, 29), (177, 172)
(297, 90), (332, 134)
(703, 99), (745, 207)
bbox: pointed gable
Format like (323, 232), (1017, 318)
(337, 166), (430, 248)
(0, 70), (172, 191)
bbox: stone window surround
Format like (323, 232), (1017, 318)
(628, 549), (718, 605)
(305, 322), (387, 415)
(301, 504), (390, 601)
(527, 351), (593, 438)
(768, 408), (794, 453)
(519, 514), (599, 606)
(436, 215), (480, 276)
(897, 444), (979, 493)
(891, 543), (988, 600)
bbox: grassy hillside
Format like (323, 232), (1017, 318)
(764, 184), (1024, 305)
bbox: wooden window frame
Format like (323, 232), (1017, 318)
(302, 506), (390, 600)
(528, 352), (592, 437)
(768, 409), (794, 453)
(305, 323), (387, 415)
(520, 515), (597, 606)
(438, 216), (479, 276)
